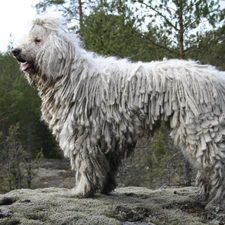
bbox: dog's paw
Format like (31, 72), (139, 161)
(205, 203), (221, 212)
(70, 186), (95, 198)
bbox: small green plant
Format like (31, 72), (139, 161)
(0, 123), (43, 193)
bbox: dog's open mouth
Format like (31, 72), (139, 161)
(20, 61), (35, 73)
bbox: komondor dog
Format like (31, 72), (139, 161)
(12, 15), (225, 211)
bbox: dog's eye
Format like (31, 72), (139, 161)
(34, 38), (41, 44)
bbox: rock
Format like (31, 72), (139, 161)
(0, 186), (225, 225)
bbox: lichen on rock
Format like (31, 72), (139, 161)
(1, 186), (225, 225)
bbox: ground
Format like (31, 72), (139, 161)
(32, 158), (75, 189)
(1, 186), (225, 225)
(1, 159), (225, 225)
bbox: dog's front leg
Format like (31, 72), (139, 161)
(69, 146), (110, 198)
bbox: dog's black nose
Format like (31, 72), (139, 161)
(12, 48), (21, 57)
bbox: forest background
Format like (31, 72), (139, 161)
(1, 0), (225, 193)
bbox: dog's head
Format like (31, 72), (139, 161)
(12, 14), (68, 77)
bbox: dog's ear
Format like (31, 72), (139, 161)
(37, 32), (72, 80)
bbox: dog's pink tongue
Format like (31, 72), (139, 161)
(20, 62), (30, 71)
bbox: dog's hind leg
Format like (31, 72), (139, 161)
(204, 157), (225, 211)
(194, 140), (225, 211)
(195, 170), (210, 201)
(174, 122), (225, 210)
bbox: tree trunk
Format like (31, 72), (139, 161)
(178, 2), (192, 184)
(78, 0), (83, 28)
(178, 1), (185, 59)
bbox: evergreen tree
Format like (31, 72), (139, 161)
(81, 10), (168, 61)
(190, 25), (225, 69)
(130, 0), (225, 59)
(0, 52), (60, 158)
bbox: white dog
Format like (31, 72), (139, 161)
(12, 15), (225, 211)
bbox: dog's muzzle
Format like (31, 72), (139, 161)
(12, 48), (22, 58)
(12, 48), (35, 74)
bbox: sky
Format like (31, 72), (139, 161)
(1, 1), (225, 53)
(0, 0), (40, 52)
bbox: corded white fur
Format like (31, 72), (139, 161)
(12, 15), (225, 211)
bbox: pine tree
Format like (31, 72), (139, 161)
(131, 0), (225, 59)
